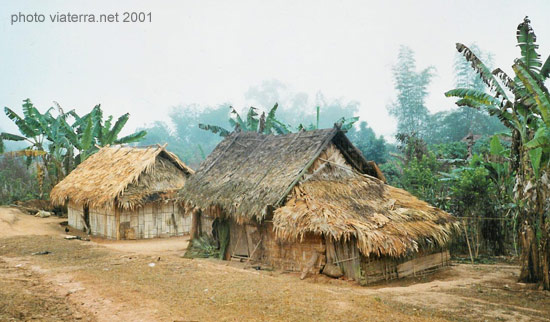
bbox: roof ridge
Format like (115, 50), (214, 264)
(274, 128), (338, 207)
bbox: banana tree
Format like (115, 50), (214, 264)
(199, 104), (291, 137)
(445, 17), (550, 289)
(65, 104), (147, 164)
(0, 99), (72, 194)
(1, 100), (148, 195)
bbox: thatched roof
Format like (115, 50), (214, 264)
(51, 145), (194, 210)
(181, 127), (458, 258)
(179, 127), (385, 222)
(273, 160), (459, 258)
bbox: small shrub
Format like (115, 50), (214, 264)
(183, 236), (220, 259)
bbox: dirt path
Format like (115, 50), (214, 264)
(93, 236), (189, 256)
(1, 207), (549, 321)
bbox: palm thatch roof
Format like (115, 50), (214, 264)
(51, 145), (194, 210)
(274, 157), (459, 258)
(178, 127), (385, 222)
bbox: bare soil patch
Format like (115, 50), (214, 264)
(0, 206), (64, 237)
(0, 256), (93, 321)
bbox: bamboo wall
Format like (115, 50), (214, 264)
(67, 201), (191, 239)
(89, 207), (116, 238)
(360, 250), (451, 285)
(260, 222), (326, 272)
(67, 202), (85, 230)
(119, 202), (191, 239)
(194, 216), (450, 284)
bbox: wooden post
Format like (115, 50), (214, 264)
(115, 202), (121, 240)
(190, 209), (200, 239)
(463, 219), (474, 264)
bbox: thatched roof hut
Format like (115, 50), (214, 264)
(52, 145), (194, 240)
(180, 127), (458, 282)
(52, 145), (193, 210)
(180, 127), (456, 256)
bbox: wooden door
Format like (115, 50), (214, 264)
(328, 238), (362, 281)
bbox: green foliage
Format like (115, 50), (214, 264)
(378, 162), (401, 187)
(139, 104), (233, 167)
(421, 44), (506, 144)
(446, 153), (512, 256)
(200, 103), (359, 145)
(389, 133), (450, 208)
(445, 18), (550, 282)
(516, 18), (543, 74)
(66, 105), (147, 163)
(200, 104), (292, 138)
(348, 121), (388, 164)
(197, 124), (231, 137)
(431, 141), (468, 160)
(401, 152), (443, 206)
(1, 99), (146, 197)
(142, 84), (363, 166)
(387, 46), (435, 137)
(183, 236), (220, 259)
(297, 105), (359, 132)
(446, 17), (550, 182)
(0, 155), (41, 204)
(424, 109), (505, 145)
(449, 157), (496, 212)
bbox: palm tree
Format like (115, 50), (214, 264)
(445, 17), (550, 289)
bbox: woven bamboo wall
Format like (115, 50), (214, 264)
(360, 250), (451, 285)
(89, 207), (115, 238)
(67, 202), (84, 230)
(261, 222), (326, 272)
(119, 202), (191, 239)
(68, 201), (191, 239)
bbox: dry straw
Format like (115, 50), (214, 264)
(51, 145), (193, 210)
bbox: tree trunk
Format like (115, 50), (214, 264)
(540, 212), (550, 290)
(519, 217), (540, 283)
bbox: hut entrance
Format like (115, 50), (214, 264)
(83, 205), (90, 232)
(227, 221), (263, 262)
(229, 222), (249, 259)
(325, 238), (362, 281)
(213, 218), (230, 259)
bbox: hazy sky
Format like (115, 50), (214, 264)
(1, 0), (549, 139)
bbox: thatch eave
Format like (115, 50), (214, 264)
(273, 170), (460, 258)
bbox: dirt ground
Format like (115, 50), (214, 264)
(1, 207), (549, 321)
